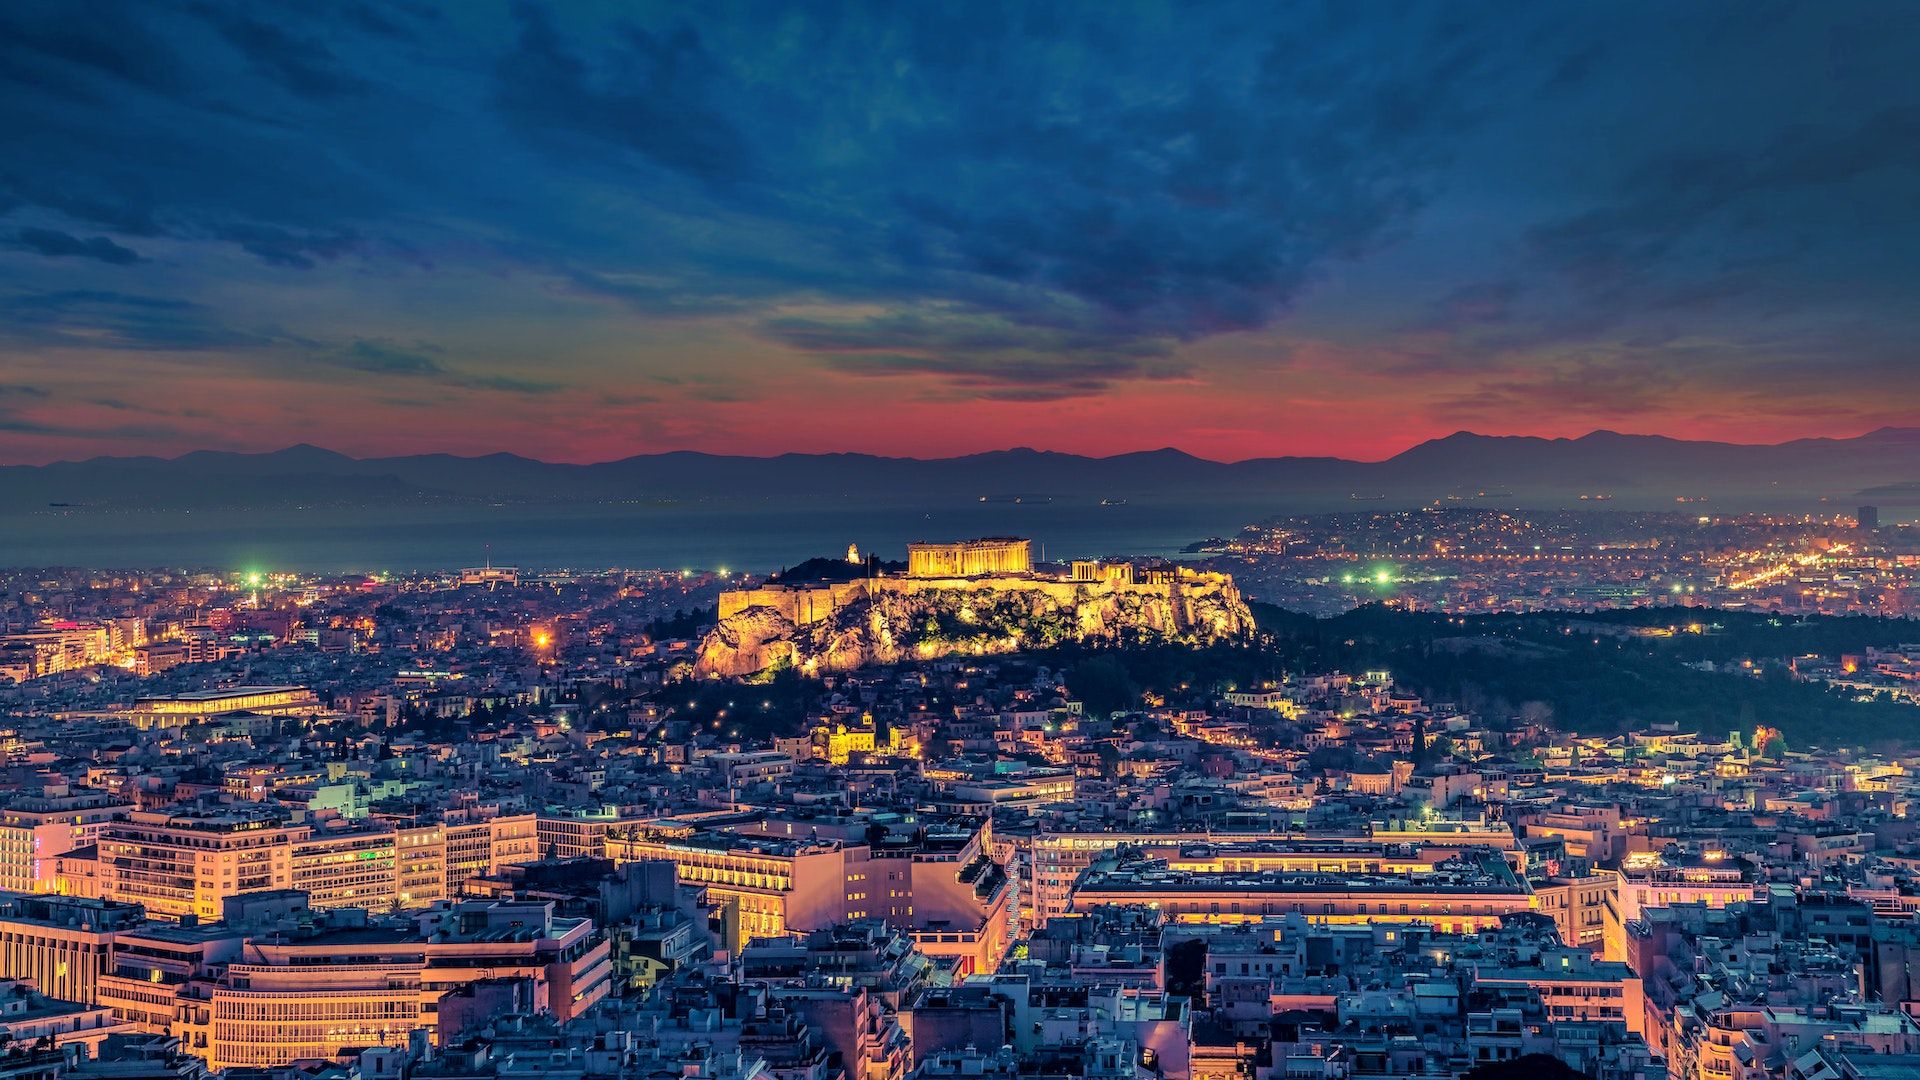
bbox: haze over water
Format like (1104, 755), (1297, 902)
(5, 496), (1275, 574)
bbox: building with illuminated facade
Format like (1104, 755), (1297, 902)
(0, 789), (129, 895)
(1027, 829), (1525, 926)
(101, 899), (610, 1071)
(1607, 849), (1757, 960)
(610, 825), (845, 946)
(288, 825), (400, 910)
(95, 917), (247, 1041)
(935, 770), (1076, 813)
(0, 621), (135, 680)
(98, 806), (305, 922)
(535, 807), (653, 862)
(1069, 846), (1531, 932)
(1531, 870), (1621, 957)
(607, 811), (1012, 975)
(0, 978), (134, 1057)
(96, 802), (545, 923)
(906, 538), (1033, 579)
(122, 686), (319, 731)
(0, 894), (147, 1008)
(817, 720), (899, 766)
(440, 811), (540, 894)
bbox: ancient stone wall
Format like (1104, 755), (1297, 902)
(696, 565), (1250, 677)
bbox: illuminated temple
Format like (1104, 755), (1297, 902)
(906, 537), (1032, 578)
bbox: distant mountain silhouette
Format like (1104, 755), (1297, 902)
(6, 429), (1919, 511)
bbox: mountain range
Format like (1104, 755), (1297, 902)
(7, 428), (1920, 512)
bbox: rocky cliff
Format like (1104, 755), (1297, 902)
(695, 571), (1252, 678)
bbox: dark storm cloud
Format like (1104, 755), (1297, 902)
(0, 384), (186, 441)
(0, 0), (416, 265)
(1436, 358), (1689, 420)
(0, 290), (277, 351)
(1523, 107), (1920, 317)
(494, 3), (757, 185)
(208, 224), (360, 270)
(869, 16), (1486, 342)
(187, 3), (370, 100)
(763, 308), (1185, 400)
(0, 0), (195, 101)
(10, 228), (143, 265)
(817, 353), (1190, 403)
(0, 0), (1916, 453)
(478, 1), (1525, 354)
(321, 340), (563, 395)
(332, 340), (444, 377)
(760, 311), (1174, 361)
(0, 289), (557, 396)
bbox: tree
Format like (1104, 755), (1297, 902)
(1164, 938), (1208, 1003)
(1306, 746), (1361, 772)
(1756, 729), (1788, 759)
(1067, 657), (1138, 719)
(1463, 1054), (1585, 1080)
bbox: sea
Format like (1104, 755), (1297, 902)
(2, 494), (1293, 574)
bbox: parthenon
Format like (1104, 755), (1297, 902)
(905, 538), (1033, 578)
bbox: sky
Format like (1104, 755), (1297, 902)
(1, 1), (1917, 465)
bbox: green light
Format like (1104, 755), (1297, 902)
(1373, 568), (1393, 585)
(1340, 573), (1355, 585)
(245, 571), (264, 587)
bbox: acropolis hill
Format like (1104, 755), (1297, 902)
(694, 538), (1253, 678)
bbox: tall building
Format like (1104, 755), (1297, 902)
(439, 810), (539, 894)
(100, 803), (550, 921)
(98, 807), (304, 922)
(0, 789), (130, 894)
(1861, 505), (1881, 531)
(288, 826), (400, 910)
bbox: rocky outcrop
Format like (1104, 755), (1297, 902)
(695, 570), (1252, 678)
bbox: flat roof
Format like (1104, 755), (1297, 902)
(133, 685), (312, 703)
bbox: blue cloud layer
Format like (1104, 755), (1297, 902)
(0, 0), (1915, 421)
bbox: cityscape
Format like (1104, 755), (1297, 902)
(4, 4), (1920, 1080)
